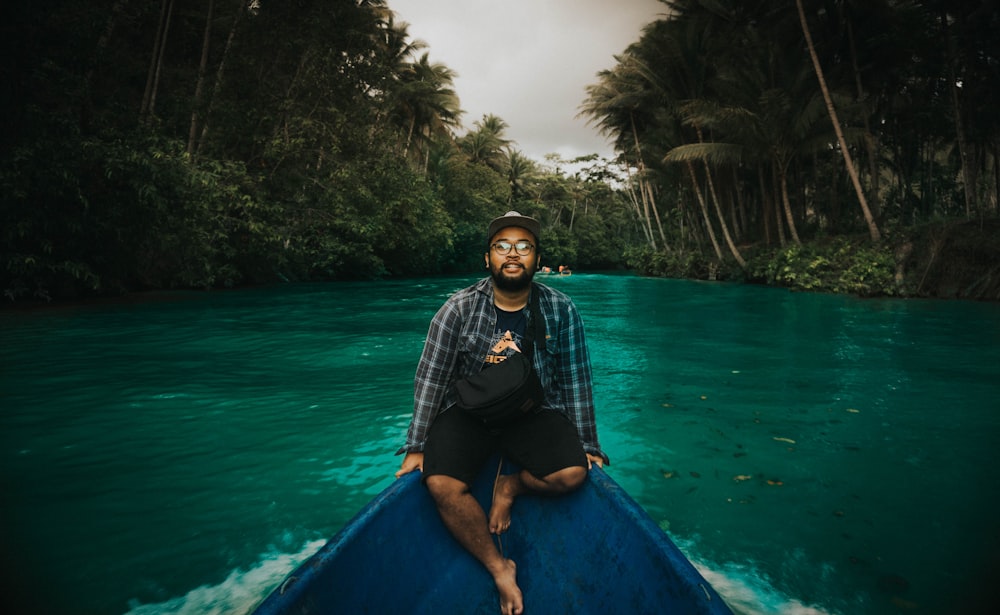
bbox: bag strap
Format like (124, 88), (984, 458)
(522, 283), (546, 357)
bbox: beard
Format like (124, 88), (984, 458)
(490, 261), (536, 292)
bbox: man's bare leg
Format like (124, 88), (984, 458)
(426, 474), (524, 615)
(489, 466), (587, 534)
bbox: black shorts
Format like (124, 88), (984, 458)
(422, 408), (588, 486)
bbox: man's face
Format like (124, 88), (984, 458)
(485, 225), (539, 292)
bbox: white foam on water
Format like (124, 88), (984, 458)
(664, 534), (842, 615)
(125, 535), (841, 615)
(123, 539), (325, 615)
(682, 552), (840, 615)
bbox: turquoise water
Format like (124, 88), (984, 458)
(2, 274), (998, 614)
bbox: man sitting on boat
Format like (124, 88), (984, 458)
(396, 211), (608, 615)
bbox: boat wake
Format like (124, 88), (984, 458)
(122, 540), (325, 615)
(674, 539), (840, 615)
(696, 563), (836, 615)
(123, 536), (838, 615)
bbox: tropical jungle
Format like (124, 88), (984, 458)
(2, 0), (998, 303)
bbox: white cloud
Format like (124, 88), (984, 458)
(389, 0), (665, 162)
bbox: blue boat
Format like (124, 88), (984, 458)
(253, 460), (732, 614)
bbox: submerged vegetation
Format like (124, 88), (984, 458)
(2, 0), (998, 303)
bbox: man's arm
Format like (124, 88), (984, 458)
(397, 301), (462, 456)
(557, 298), (609, 465)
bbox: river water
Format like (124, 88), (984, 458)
(2, 274), (998, 614)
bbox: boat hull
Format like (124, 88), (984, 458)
(253, 460), (731, 614)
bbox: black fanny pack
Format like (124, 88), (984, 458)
(455, 286), (546, 428)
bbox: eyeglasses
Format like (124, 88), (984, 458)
(492, 240), (535, 256)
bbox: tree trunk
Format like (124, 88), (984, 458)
(703, 160), (745, 267)
(140, 0), (175, 123)
(771, 163), (788, 247)
(622, 160), (656, 249)
(684, 204), (703, 252)
(778, 163), (802, 246)
(733, 166), (748, 239)
(639, 177), (656, 248)
(694, 126), (745, 267)
(630, 112), (668, 250)
(941, 10), (976, 218)
(758, 164), (773, 245)
(686, 161), (723, 261)
(676, 191), (687, 248)
(198, 3), (245, 157)
(795, 0), (881, 243)
(845, 9), (880, 217)
(404, 114), (416, 158)
(644, 177), (670, 250)
(187, 0), (214, 157)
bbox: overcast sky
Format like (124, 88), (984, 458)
(389, 0), (666, 163)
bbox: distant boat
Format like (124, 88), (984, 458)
(252, 459), (733, 614)
(538, 266), (572, 275)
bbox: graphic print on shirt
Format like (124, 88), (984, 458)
(485, 330), (521, 365)
(485, 308), (526, 365)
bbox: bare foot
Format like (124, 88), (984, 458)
(489, 474), (517, 534)
(494, 558), (523, 615)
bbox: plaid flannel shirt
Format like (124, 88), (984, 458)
(399, 277), (607, 463)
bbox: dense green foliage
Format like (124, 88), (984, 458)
(582, 0), (999, 297)
(2, 0), (997, 302)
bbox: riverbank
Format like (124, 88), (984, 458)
(900, 218), (1000, 300)
(716, 218), (999, 301)
(4, 218), (998, 310)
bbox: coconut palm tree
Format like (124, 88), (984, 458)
(394, 52), (462, 166)
(580, 51), (672, 251)
(623, 16), (734, 260)
(459, 114), (511, 171)
(374, 18), (461, 170)
(795, 0), (881, 242)
(504, 148), (539, 205)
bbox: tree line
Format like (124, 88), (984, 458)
(2, 0), (997, 302)
(580, 0), (998, 293)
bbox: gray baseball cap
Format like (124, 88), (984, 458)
(487, 211), (540, 243)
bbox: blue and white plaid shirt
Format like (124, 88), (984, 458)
(399, 277), (607, 463)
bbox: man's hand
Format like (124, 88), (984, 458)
(586, 453), (604, 469)
(395, 452), (424, 478)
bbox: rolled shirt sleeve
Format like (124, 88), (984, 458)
(399, 299), (462, 454)
(542, 289), (608, 464)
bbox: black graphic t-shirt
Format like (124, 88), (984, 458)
(485, 306), (527, 366)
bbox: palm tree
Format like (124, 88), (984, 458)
(504, 148), (539, 204)
(394, 52), (462, 165)
(665, 2), (867, 250)
(622, 15), (733, 258)
(579, 52), (671, 251)
(459, 114), (511, 171)
(795, 0), (881, 242)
